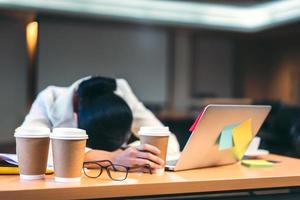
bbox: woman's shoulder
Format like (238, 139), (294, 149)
(36, 85), (69, 104)
(115, 78), (135, 98)
(116, 78), (129, 87)
(116, 78), (134, 93)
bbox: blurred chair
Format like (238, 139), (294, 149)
(255, 100), (300, 158)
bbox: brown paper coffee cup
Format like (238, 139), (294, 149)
(15, 127), (50, 180)
(51, 128), (88, 182)
(138, 127), (170, 174)
(51, 139), (86, 181)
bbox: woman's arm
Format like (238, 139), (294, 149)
(84, 144), (164, 171)
(115, 79), (180, 156)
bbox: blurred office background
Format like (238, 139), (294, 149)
(0, 0), (300, 157)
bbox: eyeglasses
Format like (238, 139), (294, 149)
(82, 160), (152, 181)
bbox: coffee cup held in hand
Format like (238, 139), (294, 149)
(14, 127), (50, 180)
(50, 128), (88, 183)
(138, 127), (170, 174)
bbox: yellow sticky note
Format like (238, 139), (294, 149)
(241, 160), (274, 168)
(232, 119), (253, 160)
(0, 167), (53, 175)
(46, 168), (54, 174)
(0, 167), (19, 174)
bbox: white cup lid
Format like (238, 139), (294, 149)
(138, 126), (170, 136)
(14, 126), (50, 138)
(50, 128), (88, 140)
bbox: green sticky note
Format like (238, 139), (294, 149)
(219, 124), (235, 150)
(241, 160), (274, 168)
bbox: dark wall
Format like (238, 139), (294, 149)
(38, 18), (170, 104)
(234, 26), (300, 105)
(0, 17), (27, 144)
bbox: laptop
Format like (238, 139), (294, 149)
(166, 104), (271, 171)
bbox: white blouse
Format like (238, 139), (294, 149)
(21, 77), (180, 158)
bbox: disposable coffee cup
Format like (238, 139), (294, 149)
(14, 127), (50, 180)
(138, 127), (170, 174)
(51, 128), (88, 183)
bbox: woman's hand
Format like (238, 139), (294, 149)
(112, 144), (164, 172)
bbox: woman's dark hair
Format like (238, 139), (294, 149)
(77, 76), (133, 151)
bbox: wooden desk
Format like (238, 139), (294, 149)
(1, 154), (300, 200)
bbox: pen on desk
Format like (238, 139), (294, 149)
(266, 160), (281, 163)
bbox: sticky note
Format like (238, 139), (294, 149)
(0, 167), (53, 175)
(218, 124), (236, 150)
(241, 160), (274, 168)
(189, 111), (204, 132)
(232, 119), (253, 160)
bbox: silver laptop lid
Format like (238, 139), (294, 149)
(172, 104), (271, 171)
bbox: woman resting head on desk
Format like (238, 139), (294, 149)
(21, 76), (180, 173)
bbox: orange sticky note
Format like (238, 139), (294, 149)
(232, 119), (253, 160)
